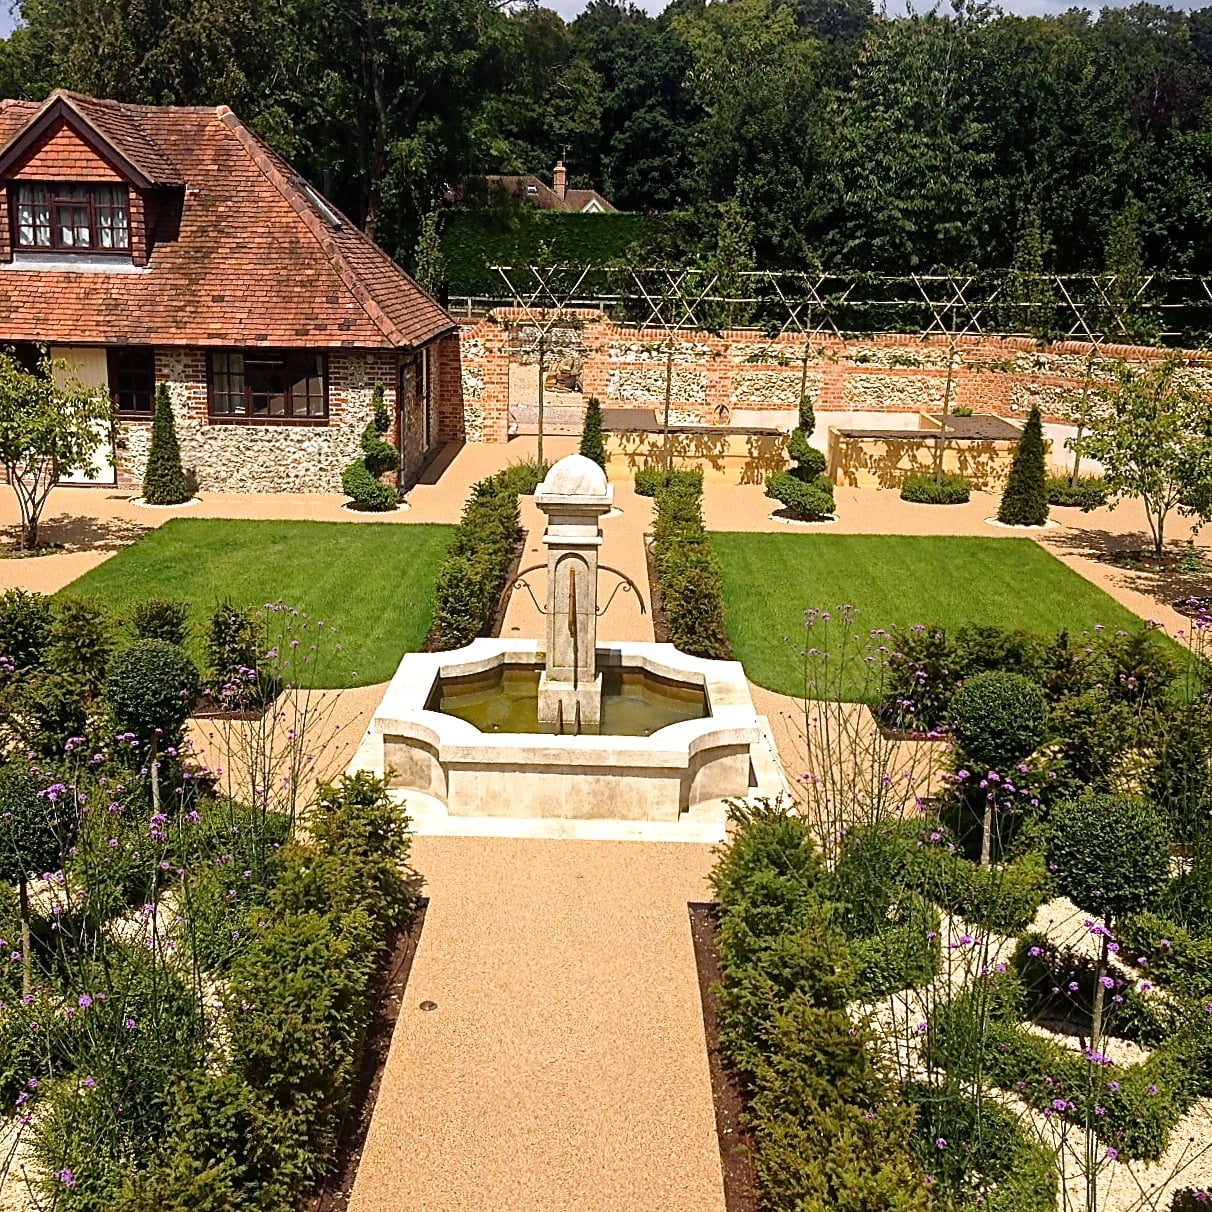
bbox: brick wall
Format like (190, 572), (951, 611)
(11, 121), (124, 182)
(456, 308), (1190, 440)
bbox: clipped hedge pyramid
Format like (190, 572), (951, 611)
(998, 406), (1049, 526)
(142, 384), (191, 505)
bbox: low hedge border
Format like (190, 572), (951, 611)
(901, 471), (972, 505)
(431, 462), (544, 650)
(712, 803), (939, 1211)
(23, 772), (419, 1209)
(931, 951), (1212, 1163)
(649, 478), (730, 660)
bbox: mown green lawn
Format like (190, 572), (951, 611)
(710, 533), (1164, 698)
(63, 518), (454, 687)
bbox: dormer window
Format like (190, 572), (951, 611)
(13, 183), (130, 252)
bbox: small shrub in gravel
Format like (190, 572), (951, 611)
(900, 471), (971, 504)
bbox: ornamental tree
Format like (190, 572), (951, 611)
(949, 671), (1048, 865)
(0, 765), (72, 996)
(1047, 793), (1169, 1048)
(0, 352), (114, 549)
(1073, 359), (1212, 559)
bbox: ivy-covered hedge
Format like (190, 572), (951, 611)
(432, 464), (544, 649)
(650, 478), (730, 659)
(441, 208), (658, 296)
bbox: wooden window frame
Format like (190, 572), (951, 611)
(107, 347), (156, 417)
(11, 182), (131, 254)
(206, 350), (330, 424)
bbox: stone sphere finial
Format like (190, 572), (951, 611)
(535, 453), (611, 502)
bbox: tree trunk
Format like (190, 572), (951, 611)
(21, 514), (37, 551)
(1091, 930), (1110, 1051)
(149, 734), (161, 816)
(1070, 353), (1096, 486)
(18, 875), (30, 999)
(934, 342), (956, 481)
(662, 344), (674, 472)
(536, 339), (546, 469)
(981, 793), (993, 867)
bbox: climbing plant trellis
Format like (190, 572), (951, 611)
(487, 267), (1212, 462)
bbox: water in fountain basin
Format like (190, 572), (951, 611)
(430, 663), (707, 736)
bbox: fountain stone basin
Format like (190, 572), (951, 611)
(350, 638), (763, 822)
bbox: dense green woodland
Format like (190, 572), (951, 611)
(4, 0), (1212, 278)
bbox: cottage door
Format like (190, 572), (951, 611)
(49, 346), (116, 486)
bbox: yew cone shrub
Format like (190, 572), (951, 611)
(998, 406), (1050, 526)
(142, 384), (190, 505)
(579, 395), (606, 469)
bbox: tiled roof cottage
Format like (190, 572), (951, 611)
(0, 89), (463, 492)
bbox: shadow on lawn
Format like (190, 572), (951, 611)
(4, 513), (151, 555)
(1042, 524), (1212, 612)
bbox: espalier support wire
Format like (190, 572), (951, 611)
(483, 267), (1212, 352)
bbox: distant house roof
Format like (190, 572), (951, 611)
(483, 166), (616, 214)
(0, 89), (455, 349)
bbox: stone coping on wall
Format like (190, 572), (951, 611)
(601, 407), (783, 436)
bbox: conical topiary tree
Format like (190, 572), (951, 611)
(142, 383), (190, 505)
(579, 396), (606, 469)
(997, 406), (1049, 526)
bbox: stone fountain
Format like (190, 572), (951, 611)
(532, 455), (613, 734)
(349, 454), (784, 827)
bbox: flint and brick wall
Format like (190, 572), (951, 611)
(457, 307), (1203, 439)
(113, 333), (463, 493)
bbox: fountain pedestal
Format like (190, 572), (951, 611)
(533, 455), (614, 733)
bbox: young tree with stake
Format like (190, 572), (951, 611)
(0, 353), (113, 550)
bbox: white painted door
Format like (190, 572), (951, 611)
(49, 345), (116, 486)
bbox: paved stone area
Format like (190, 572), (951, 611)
(348, 835), (725, 1212)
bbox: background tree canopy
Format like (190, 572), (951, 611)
(6, 0), (1212, 278)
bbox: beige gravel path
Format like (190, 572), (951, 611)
(349, 834), (725, 1212)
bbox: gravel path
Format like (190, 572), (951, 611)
(348, 835), (725, 1212)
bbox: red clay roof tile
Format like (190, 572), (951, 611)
(0, 93), (453, 350)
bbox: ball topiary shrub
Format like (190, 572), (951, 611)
(1048, 792), (1170, 1046)
(105, 638), (202, 743)
(950, 670), (1048, 865)
(341, 384), (399, 511)
(141, 383), (191, 505)
(0, 763), (76, 995)
(0, 589), (53, 676)
(129, 597), (190, 647)
(1048, 794), (1170, 924)
(766, 471), (835, 520)
(997, 406), (1050, 526)
(949, 671), (1047, 771)
(900, 471), (971, 504)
